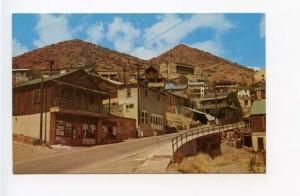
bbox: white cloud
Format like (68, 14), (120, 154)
(12, 39), (29, 56)
(259, 16), (265, 38)
(247, 66), (263, 71)
(86, 22), (104, 43)
(33, 14), (73, 47)
(107, 17), (140, 53)
(191, 39), (225, 56)
(132, 14), (233, 60)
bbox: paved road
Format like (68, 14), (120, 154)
(14, 132), (180, 174)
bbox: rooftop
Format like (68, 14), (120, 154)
(250, 99), (266, 115)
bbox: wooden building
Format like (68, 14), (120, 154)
(12, 69), (35, 86)
(250, 99), (266, 151)
(139, 66), (166, 90)
(13, 69), (136, 146)
(198, 91), (242, 124)
(164, 91), (192, 113)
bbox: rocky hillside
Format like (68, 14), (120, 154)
(13, 40), (255, 84)
(150, 44), (255, 85)
(12, 39), (148, 73)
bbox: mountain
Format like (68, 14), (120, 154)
(12, 39), (149, 74)
(150, 44), (255, 85)
(13, 40), (255, 84)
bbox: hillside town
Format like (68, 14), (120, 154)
(12, 39), (266, 173)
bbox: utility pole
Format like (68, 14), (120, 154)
(123, 67), (126, 84)
(136, 63), (141, 137)
(39, 76), (44, 143)
(49, 60), (54, 76)
(137, 64), (140, 124)
(214, 82), (217, 125)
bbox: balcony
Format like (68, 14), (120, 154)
(51, 98), (105, 114)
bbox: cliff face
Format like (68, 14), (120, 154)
(13, 40), (255, 84)
(150, 44), (255, 85)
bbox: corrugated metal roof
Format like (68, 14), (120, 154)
(250, 99), (266, 115)
(14, 69), (79, 88)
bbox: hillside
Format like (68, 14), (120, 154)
(13, 40), (255, 84)
(12, 39), (149, 80)
(150, 44), (255, 85)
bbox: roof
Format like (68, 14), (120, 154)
(184, 74), (205, 81)
(13, 69), (110, 97)
(250, 99), (266, 115)
(165, 91), (189, 99)
(88, 72), (123, 86)
(165, 82), (186, 90)
(201, 91), (232, 101)
(119, 83), (166, 95)
(12, 68), (31, 71)
(14, 69), (79, 88)
(182, 106), (215, 121)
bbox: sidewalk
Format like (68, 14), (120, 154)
(133, 143), (174, 173)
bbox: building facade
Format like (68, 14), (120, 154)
(198, 91), (242, 124)
(118, 84), (167, 137)
(13, 69), (136, 146)
(250, 99), (266, 151)
(237, 88), (252, 116)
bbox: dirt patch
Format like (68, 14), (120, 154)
(167, 143), (266, 174)
(13, 134), (83, 164)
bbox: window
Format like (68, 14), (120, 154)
(145, 89), (148, 97)
(141, 111), (148, 123)
(89, 95), (95, 104)
(55, 120), (72, 137)
(33, 89), (40, 104)
(83, 123), (96, 138)
(126, 104), (134, 111)
(157, 94), (160, 101)
(127, 88), (131, 98)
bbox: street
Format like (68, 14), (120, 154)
(14, 132), (180, 174)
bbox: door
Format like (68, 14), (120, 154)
(257, 137), (264, 150)
(72, 122), (82, 146)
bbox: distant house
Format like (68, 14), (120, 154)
(12, 69), (35, 85)
(164, 91), (191, 113)
(118, 83), (167, 137)
(13, 69), (136, 146)
(97, 70), (119, 81)
(159, 63), (202, 78)
(250, 99), (266, 151)
(236, 87), (252, 117)
(139, 66), (166, 90)
(214, 81), (239, 93)
(198, 91), (242, 124)
(254, 68), (265, 83)
(185, 74), (207, 98)
(254, 86), (266, 100)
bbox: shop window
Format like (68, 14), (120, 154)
(55, 120), (72, 137)
(33, 89), (40, 104)
(83, 123), (96, 138)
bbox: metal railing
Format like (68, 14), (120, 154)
(171, 121), (246, 162)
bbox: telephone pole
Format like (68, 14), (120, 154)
(39, 76), (44, 143)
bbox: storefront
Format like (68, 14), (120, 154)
(54, 113), (98, 146)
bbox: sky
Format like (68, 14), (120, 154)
(12, 13), (265, 69)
